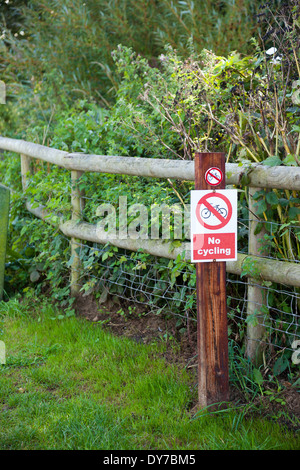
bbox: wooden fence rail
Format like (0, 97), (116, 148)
(1, 136), (300, 368)
(1, 136), (300, 190)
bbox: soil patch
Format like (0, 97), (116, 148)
(74, 293), (198, 369)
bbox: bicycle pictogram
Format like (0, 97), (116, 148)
(201, 204), (228, 220)
(196, 192), (232, 231)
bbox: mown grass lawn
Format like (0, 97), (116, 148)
(0, 297), (299, 451)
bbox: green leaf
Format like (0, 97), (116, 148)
(253, 368), (264, 386)
(282, 154), (298, 166)
(254, 222), (264, 235)
(254, 199), (267, 215)
(6, 247), (23, 261)
(30, 270), (40, 283)
(292, 377), (300, 388)
(273, 356), (289, 376)
(278, 198), (289, 207)
(265, 191), (279, 205)
(287, 106), (299, 114)
(288, 207), (300, 219)
(245, 313), (259, 327)
(66, 254), (75, 268)
(240, 173), (251, 186)
(262, 156), (282, 167)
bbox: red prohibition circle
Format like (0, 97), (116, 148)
(205, 167), (223, 186)
(196, 192), (232, 230)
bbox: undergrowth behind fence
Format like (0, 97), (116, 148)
(0, 137), (299, 379)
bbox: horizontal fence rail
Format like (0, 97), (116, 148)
(1, 136), (300, 190)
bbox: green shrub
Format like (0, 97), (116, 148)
(1, 0), (263, 109)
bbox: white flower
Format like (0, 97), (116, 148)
(266, 47), (277, 55)
(159, 54), (168, 63)
(266, 47), (281, 64)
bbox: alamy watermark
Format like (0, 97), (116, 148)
(0, 341), (5, 364)
(291, 340), (300, 365)
(0, 80), (6, 104)
(95, 196), (191, 241)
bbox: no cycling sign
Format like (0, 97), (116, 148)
(190, 189), (237, 262)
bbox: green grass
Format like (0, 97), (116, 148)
(0, 296), (299, 450)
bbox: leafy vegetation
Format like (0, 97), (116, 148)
(1, 0), (263, 109)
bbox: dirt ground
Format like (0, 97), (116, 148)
(74, 293), (300, 432)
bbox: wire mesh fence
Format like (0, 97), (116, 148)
(71, 229), (300, 356)
(2, 151), (300, 363)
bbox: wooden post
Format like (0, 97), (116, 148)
(246, 187), (268, 366)
(0, 184), (10, 301)
(20, 153), (32, 191)
(194, 152), (229, 408)
(70, 170), (84, 296)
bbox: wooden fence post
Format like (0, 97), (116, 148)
(70, 170), (84, 296)
(194, 152), (229, 408)
(246, 186), (268, 366)
(20, 153), (32, 191)
(0, 184), (10, 301)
